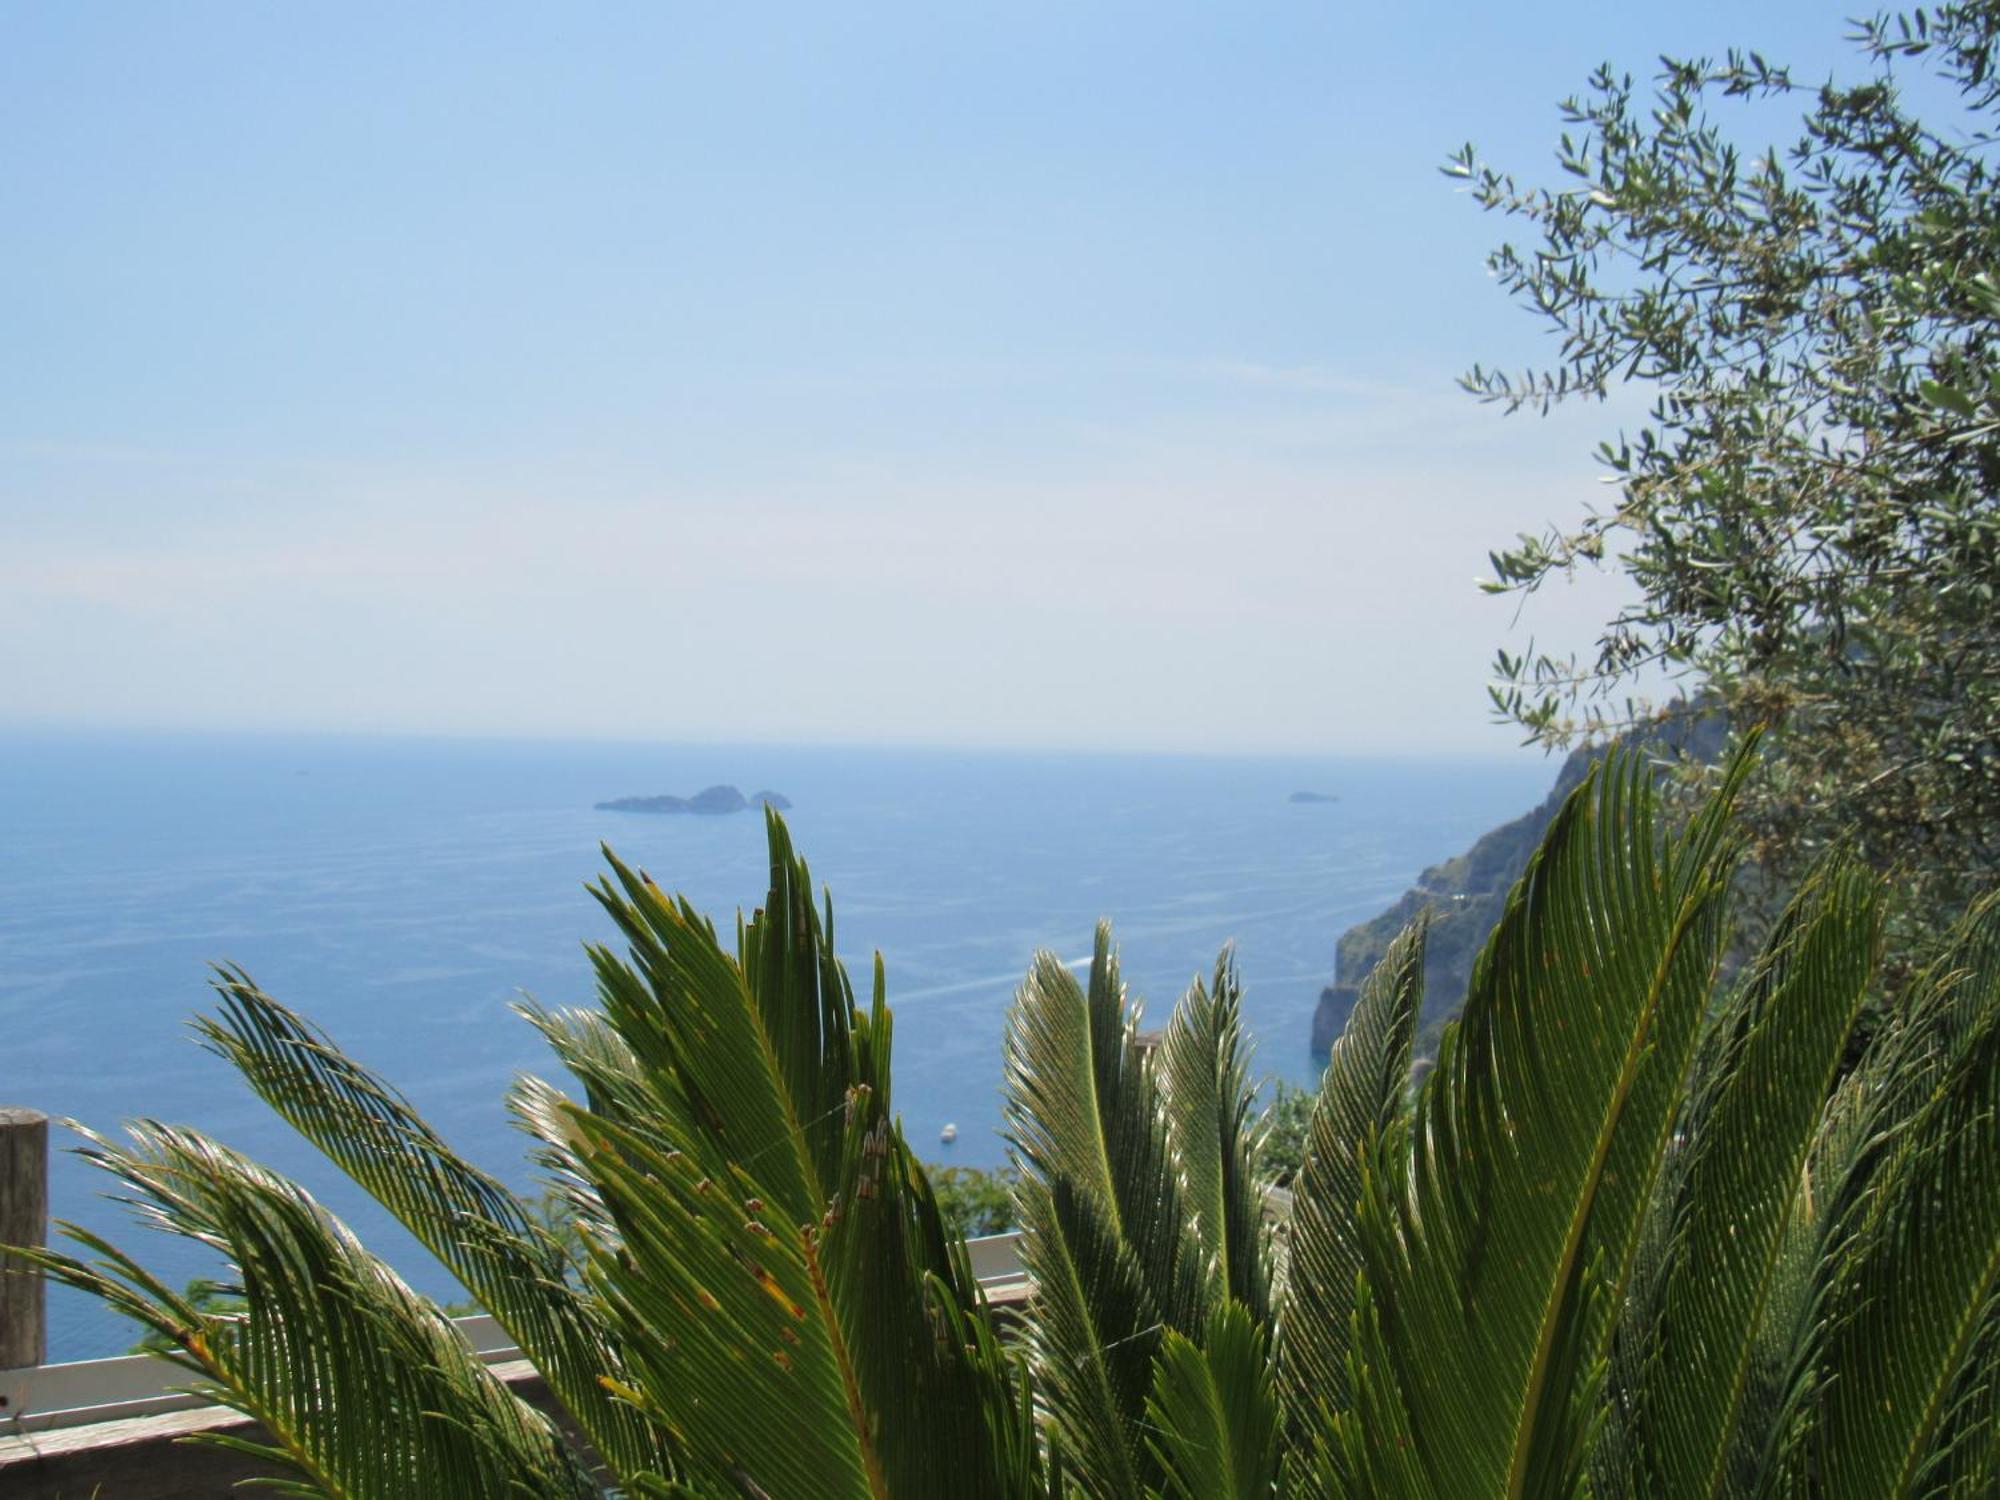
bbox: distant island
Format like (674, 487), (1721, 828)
(1288, 790), (1339, 804)
(595, 785), (792, 816)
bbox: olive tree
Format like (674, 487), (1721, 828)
(1454, 4), (2000, 921)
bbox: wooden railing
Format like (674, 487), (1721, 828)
(1, 1240), (1027, 1438)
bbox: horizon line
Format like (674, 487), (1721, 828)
(0, 716), (1559, 765)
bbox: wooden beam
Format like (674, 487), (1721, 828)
(0, 1107), (48, 1370)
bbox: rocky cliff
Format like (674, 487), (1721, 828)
(1310, 710), (1727, 1054)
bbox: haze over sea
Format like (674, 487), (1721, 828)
(0, 730), (1547, 1359)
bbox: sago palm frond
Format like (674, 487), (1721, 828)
(1003, 927), (1210, 1496)
(507, 995), (672, 1264)
(1156, 947), (1271, 1323)
(554, 814), (1040, 1498)
(1005, 927), (1204, 1321)
(33, 1123), (599, 1499)
(1012, 1173), (1162, 1498)
(1597, 854), (1882, 1498)
(1275, 915), (1425, 1478)
(1143, 1298), (1281, 1500)
(1767, 890), (2000, 1497)
(197, 973), (672, 1481)
(513, 996), (660, 1146)
(141, 811), (1034, 1498)
(1335, 749), (1749, 1498)
(1006, 928), (1274, 1498)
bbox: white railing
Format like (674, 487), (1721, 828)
(0, 1232), (1027, 1439)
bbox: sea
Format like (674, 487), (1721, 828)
(0, 730), (1550, 1361)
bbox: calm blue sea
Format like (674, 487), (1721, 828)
(0, 731), (1548, 1360)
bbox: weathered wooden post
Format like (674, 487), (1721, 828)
(0, 1106), (48, 1369)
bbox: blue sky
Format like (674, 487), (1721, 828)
(2, 2), (1866, 752)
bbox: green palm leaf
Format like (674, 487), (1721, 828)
(1343, 749), (1746, 1498)
(1003, 930), (1207, 1495)
(1325, 1269), (1430, 1496)
(584, 853), (828, 1228)
(1276, 916), (1425, 1471)
(34, 1124), (599, 1499)
(1143, 1299), (1280, 1500)
(1013, 1173), (1165, 1498)
(1601, 856), (1882, 1497)
(739, 815), (878, 1195)
(513, 997), (657, 1136)
(198, 972), (673, 1481)
(1005, 928), (1198, 1309)
(571, 1105), (890, 1498)
(1156, 948), (1271, 1322)
(191, 813), (1035, 1497)
(570, 820), (1038, 1497)
(1770, 892), (2000, 1496)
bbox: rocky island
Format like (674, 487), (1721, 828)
(595, 785), (792, 816)
(1288, 790), (1339, 804)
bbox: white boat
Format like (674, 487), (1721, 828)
(939, 1122), (958, 1144)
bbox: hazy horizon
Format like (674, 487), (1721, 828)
(0, 718), (1569, 765)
